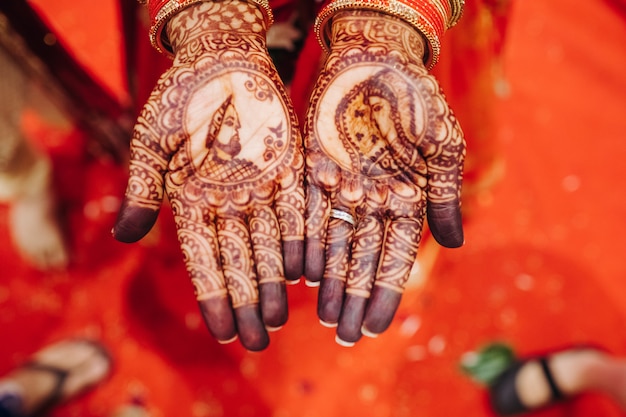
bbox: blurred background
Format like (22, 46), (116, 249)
(1, 0), (625, 416)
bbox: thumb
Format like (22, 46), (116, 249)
(113, 131), (168, 243)
(426, 199), (464, 248)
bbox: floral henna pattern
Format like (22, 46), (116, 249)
(114, 1), (304, 350)
(304, 10), (465, 343)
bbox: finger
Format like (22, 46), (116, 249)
(234, 305), (270, 352)
(317, 279), (344, 328)
(217, 215), (269, 351)
(275, 162), (305, 282)
(361, 288), (402, 337)
(336, 215), (384, 344)
(336, 294), (367, 346)
(249, 205), (288, 328)
(177, 216), (236, 342)
(427, 199), (463, 248)
(304, 183), (329, 284)
(317, 214), (354, 325)
(113, 123), (169, 243)
(258, 282), (287, 331)
(362, 217), (421, 335)
(422, 94), (465, 248)
(113, 198), (160, 243)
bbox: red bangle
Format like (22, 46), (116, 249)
(314, 0), (462, 69)
(146, 0), (274, 56)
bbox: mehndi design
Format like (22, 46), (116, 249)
(304, 10), (465, 345)
(114, 1), (304, 351)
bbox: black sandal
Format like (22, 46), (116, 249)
(5, 339), (112, 417)
(489, 356), (564, 416)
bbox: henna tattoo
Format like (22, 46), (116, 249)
(345, 216), (384, 297)
(217, 216), (257, 309)
(167, 1), (268, 63)
(305, 10), (465, 340)
(249, 205), (284, 284)
(375, 218), (422, 292)
(116, 1), (304, 348)
(324, 218), (353, 283)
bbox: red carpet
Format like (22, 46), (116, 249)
(2, 0), (626, 416)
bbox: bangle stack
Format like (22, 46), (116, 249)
(314, 0), (464, 69)
(146, 0), (274, 56)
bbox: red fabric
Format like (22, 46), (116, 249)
(3, 1), (626, 416)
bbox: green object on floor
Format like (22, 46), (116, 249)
(460, 342), (517, 386)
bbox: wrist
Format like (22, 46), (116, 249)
(146, 0), (273, 56)
(314, 0), (463, 69)
(330, 10), (427, 63)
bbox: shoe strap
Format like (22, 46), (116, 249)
(539, 357), (564, 400)
(21, 361), (70, 416)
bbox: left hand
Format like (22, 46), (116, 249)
(304, 10), (465, 346)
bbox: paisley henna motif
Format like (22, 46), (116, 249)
(114, 1), (304, 351)
(304, 10), (465, 345)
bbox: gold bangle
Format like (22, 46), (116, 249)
(314, 0), (442, 69)
(448, 0), (464, 27)
(148, 0), (274, 57)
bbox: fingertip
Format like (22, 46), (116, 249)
(113, 200), (160, 243)
(361, 326), (379, 338)
(266, 325), (283, 332)
(217, 335), (239, 344)
(198, 298), (237, 343)
(362, 286), (402, 334)
(235, 305), (270, 352)
(259, 282), (288, 329)
(283, 240), (304, 281)
(336, 294), (367, 345)
(304, 238), (325, 282)
(317, 278), (345, 325)
(427, 201), (464, 248)
(335, 335), (355, 347)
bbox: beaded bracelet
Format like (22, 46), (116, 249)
(146, 0), (274, 56)
(314, 0), (463, 69)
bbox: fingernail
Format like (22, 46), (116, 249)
(286, 278), (301, 286)
(266, 325), (283, 332)
(335, 335), (355, 348)
(217, 335), (238, 344)
(305, 280), (321, 288)
(319, 319), (338, 328)
(361, 326), (379, 338)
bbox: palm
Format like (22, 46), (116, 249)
(114, 1), (304, 351)
(304, 10), (465, 345)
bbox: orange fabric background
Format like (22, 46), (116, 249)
(1, 1), (626, 416)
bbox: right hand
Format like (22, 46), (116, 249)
(113, 1), (305, 351)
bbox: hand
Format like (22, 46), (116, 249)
(304, 10), (465, 346)
(113, 1), (305, 351)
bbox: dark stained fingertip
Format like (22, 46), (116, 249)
(235, 305), (270, 351)
(317, 278), (345, 325)
(304, 239), (326, 282)
(259, 282), (288, 328)
(283, 240), (304, 281)
(362, 286), (403, 334)
(427, 200), (464, 248)
(197, 298), (237, 342)
(336, 294), (367, 344)
(112, 199), (160, 243)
